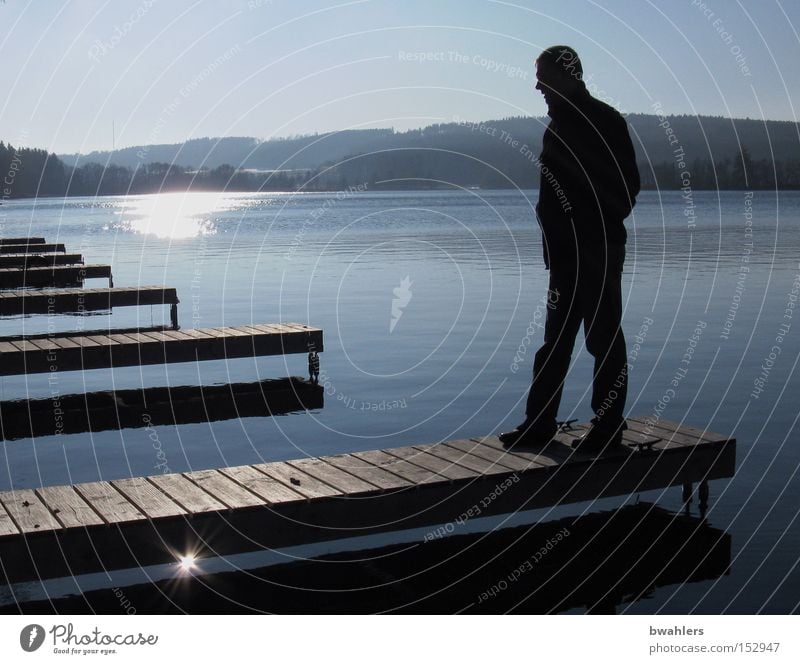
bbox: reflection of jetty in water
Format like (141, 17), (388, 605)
(6, 503), (730, 614)
(0, 377), (323, 440)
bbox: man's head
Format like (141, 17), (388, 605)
(535, 45), (585, 111)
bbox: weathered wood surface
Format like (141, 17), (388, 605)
(0, 264), (112, 288)
(0, 323), (323, 375)
(0, 418), (735, 584)
(0, 253), (83, 268)
(0, 286), (177, 316)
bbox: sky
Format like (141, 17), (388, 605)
(1, 0), (799, 154)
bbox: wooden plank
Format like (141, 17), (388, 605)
(416, 442), (518, 474)
(256, 462), (342, 499)
(219, 465), (306, 504)
(384, 446), (478, 481)
(626, 419), (702, 447)
(629, 417), (731, 443)
(471, 434), (567, 467)
(159, 329), (195, 341)
(444, 439), (540, 472)
(0, 286), (177, 316)
(180, 328), (217, 340)
(84, 335), (120, 347)
(148, 474), (226, 514)
(0, 501), (20, 537)
(0, 489), (61, 534)
(0, 324), (321, 376)
(36, 485), (104, 528)
(74, 481), (145, 524)
(71, 336), (102, 348)
(321, 453), (412, 490)
(111, 477), (186, 519)
(49, 337), (81, 349)
(184, 469), (265, 510)
(286, 458), (380, 494)
(353, 449), (447, 485)
(0, 253), (83, 268)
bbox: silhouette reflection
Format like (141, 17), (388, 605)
(0, 377), (323, 440)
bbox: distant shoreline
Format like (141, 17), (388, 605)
(2, 186), (799, 203)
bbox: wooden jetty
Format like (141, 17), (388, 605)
(0, 242), (65, 254)
(0, 237), (45, 246)
(0, 417), (735, 584)
(0, 252), (83, 268)
(0, 285), (177, 318)
(0, 377), (323, 440)
(0, 323), (323, 375)
(0, 264), (113, 288)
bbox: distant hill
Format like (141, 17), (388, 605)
(3, 113), (799, 200)
(59, 114), (800, 172)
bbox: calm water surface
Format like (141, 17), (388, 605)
(0, 189), (798, 613)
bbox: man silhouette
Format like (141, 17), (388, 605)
(500, 45), (639, 452)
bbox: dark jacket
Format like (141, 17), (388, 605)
(535, 88), (640, 269)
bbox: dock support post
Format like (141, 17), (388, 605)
(170, 303), (179, 330)
(699, 480), (709, 518)
(682, 482), (693, 515)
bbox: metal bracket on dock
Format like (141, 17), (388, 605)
(308, 350), (320, 384)
(557, 419), (578, 432)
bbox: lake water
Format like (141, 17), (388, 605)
(1, 189), (798, 613)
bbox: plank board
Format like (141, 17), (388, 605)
(628, 417), (729, 443)
(320, 453), (412, 491)
(286, 458), (379, 494)
(0, 264), (111, 288)
(148, 474), (226, 513)
(111, 477), (186, 519)
(444, 438), (540, 473)
(0, 286), (177, 316)
(184, 470), (266, 510)
(219, 465), (306, 504)
(0, 501), (20, 537)
(0, 323), (323, 375)
(74, 481), (145, 524)
(415, 442), (515, 475)
(0, 253), (83, 268)
(353, 449), (447, 485)
(0, 489), (61, 534)
(384, 446), (478, 481)
(256, 462), (343, 499)
(36, 485), (105, 528)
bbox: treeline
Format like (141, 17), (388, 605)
(3, 140), (800, 200)
(2, 143), (313, 197)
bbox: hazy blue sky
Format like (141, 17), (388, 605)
(1, 0), (799, 154)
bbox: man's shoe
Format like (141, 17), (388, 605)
(498, 421), (558, 449)
(571, 422), (625, 453)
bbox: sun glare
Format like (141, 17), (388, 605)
(178, 554), (196, 571)
(117, 191), (224, 239)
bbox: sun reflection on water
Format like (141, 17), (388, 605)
(116, 192), (227, 239)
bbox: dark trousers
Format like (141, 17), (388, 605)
(525, 246), (627, 431)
